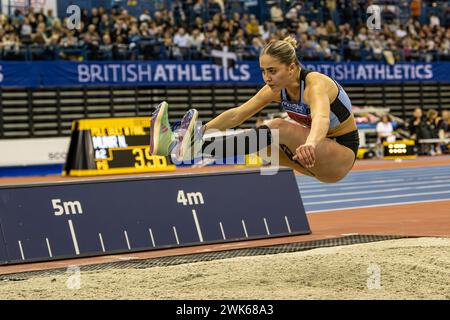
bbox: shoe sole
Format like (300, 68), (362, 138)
(149, 101), (168, 154)
(178, 109), (199, 161)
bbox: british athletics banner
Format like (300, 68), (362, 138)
(1, 61), (450, 87)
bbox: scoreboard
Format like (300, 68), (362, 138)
(63, 117), (175, 176)
(383, 140), (417, 159)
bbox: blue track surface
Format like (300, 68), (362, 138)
(296, 165), (450, 213)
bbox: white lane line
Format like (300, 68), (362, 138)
(303, 183), (450, 199)
(298, 178), (406, 189)
(192, 209), (204, 242)
(299, 172), (450, 189)
(284, 216), (292, 233)
(300, 188), (328, 194)
(301, 177), (450, 193)
(68, 220), (80, 255)
(124, 230), (131, 250)
(148, 228), (156, 247)
(46, 238), (53, 258)
(241, 220), (249, 238)
(304, 190), (450, 205)
(336, 179), (450, 191)
(99, 233), (106, 252)
(263, 218), (270, 235)
(219, 222), (226, 240)
(18, 241), (25, 260)
(173, 226), (180, 245)
(307, 198), (450, 213)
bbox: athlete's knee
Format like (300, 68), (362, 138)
(317, 167), (350, 183)
(318, 175), (343, 183)
(267, 118), (287, 130)
(267, 118), (287, 137)
(266, 118), (287, 131)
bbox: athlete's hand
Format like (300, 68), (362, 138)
(293, 143), (316, 168)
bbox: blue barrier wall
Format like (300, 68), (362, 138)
(0, 168), (310, 264)
(1, 61), (450, 88)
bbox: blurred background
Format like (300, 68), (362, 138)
(0, 0), (449, 175)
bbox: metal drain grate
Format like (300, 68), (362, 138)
(0, 234), (411, 281)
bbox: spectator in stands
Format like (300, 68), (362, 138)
(36, 8), (48, 29)
(51, 18), (64, 35)
(445, 4), (450, 28)
(139, 9), (152, 24)
(427, 109), (442, 155)
(162, 29), (175, 59)
(307, 21), (318, 37)
(270, 4), (284, 27)
(409, 107), (432, 155)
(318, 39), (333, 60)
(172, 0), (186, 27)
(376, 115), (395, 158)
(429, 13), (440, 29)
(193, 0), (205, 18)
(127, 23), (141, 59)
(81, 8), (90, 28)
(438, 110), (450, 138)
(81, 31), (99, 60)
(113, 34), (130, 60)
(361, 40), (373, 61)
(173, 27), (190, 60)
(410, 0), (421, 22)
(382, 5), (396, 24)
(370, 38), (384, 61)
(231, 30), (247, 60)
(325, 19), (337, 37)
(45, 33), (60, 60)
(59, 30), (81, 60)
(19, 16), (33, 44)
(119, 9), (134, 26)
(325, 0), (337, 24)
(285, 7), (299, 33)
(298, 16), (309, 34)
(248, 36), (264, 59)
(1, 32), (22, 60)
(139, 22), (150, 37)
(46, 9), (55, 27)
(0, 2), (449, 63)
(89, 8), (101, 27)
(245, 15), (260, 38)
(208, 0), (223, 17)
(188, 28), (205, 59)
(99, 13), (113, 35)
(86, 24), (100, 44)
(32, 22), (49, 45)
(98, 33), (114, 60)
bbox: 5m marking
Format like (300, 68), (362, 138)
(52, 199), (83, 216)
(177, 190), (204, 206)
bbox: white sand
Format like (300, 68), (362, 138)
(1, 237), (449, 300)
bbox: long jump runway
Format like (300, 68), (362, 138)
(300, 165), (450, 213)
(0, 156), (449, 275)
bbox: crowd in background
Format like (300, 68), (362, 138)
(375, 107), (450, 157)
(407, 107), (450, 155)
(0, 0), (449, 62)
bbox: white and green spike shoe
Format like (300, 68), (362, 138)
(172, 109), (199, 162)
(149, 101), (176, 156)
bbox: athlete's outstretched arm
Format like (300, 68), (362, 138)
(293, 74), (333, 168)
(204, 85), (275, 131)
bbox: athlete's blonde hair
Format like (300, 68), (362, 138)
(260, 36), (299, 66)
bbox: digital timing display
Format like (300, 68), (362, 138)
(63, 117), (176, 176)
(383, 140), (416, 159)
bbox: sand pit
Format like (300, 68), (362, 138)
(1, 237), (449, 300)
